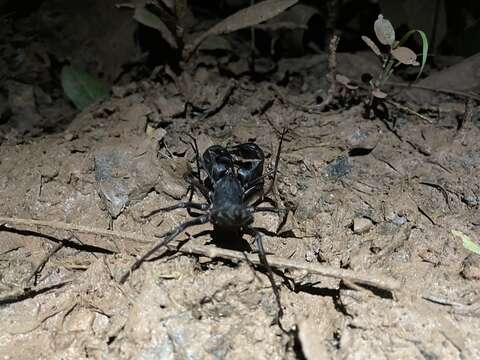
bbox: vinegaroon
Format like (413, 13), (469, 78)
(120, 130), (287, 325)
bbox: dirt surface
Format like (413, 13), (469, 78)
(1, 4), (480, 356)
(1, 55), (480, 359)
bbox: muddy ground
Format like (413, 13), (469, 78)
(1, 52), (480, 360)
(0, 7), (480, 354)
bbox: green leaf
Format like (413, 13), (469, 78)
(61, 65), (110, 110)
(397, 29), (429, 80)
(451, 229), (480, 255)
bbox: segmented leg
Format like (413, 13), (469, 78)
(182, 134), (203, 184)
(184, 173), (211, 201)
(160, 202), (209, 212)
(250, 129), (287, 208)
(252, 206), (288, 215)
(120, 214), (210, 283)
(246, 226), (284, 326)
(182, 134), (211, 217)
(263, 128), (286, 196)
(143, 202), (209, 218)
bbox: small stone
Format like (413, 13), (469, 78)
(111, 85), (127, 98)
(462, 194), (479, 207)
(198, 256), (211, 264)
(40, 165), (59, 181)
(64, 132), (76, 141)
(462, 254), (480, 280)
(326, 155), (352, 178)
(383, 203), (395, 222)
(391, 214), (407, 225)
(289, 184), (298, 196)
(353, 217), (373, 234)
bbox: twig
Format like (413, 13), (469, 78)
(270, 35), (341, 114)
(0, 279), (73, 305)
(416, 205), (436, 226)
(0, 217), (150, 253)
(419, 181), (452, 211)
(269, 85), (340, 115)
(252, 22), (308, 32)
(172, 240), (400, 292)
(344, 81), (435, 124)
(385, 99), (433, 124)
(423, 294), (480, 317)
(199, 80), (236, 120)
(385, 81), (480, 102)
(458, 98), (475, 131)
(0, 216), (400, 293)
(312, 33), (340, 112)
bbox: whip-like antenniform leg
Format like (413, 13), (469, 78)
(120, 214), (209, 283)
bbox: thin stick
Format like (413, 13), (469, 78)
(385, 99), (433, 124)
(312, 33), (340, 112)
(0, 278), (73, 305)
(178, 241), (400, 292)
(0, 217), (400, 292)
(0, 217), (151, 253)
(385, 81), (480, 102)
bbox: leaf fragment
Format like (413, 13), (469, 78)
(451, 229), (480, 255)
(336, 74), (358, 89)
(134, 6), (177, 49)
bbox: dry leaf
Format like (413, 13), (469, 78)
(336, 74), (351, 86)
(198, 35), (233, 52)
(391, 46), (417, 65)
(374, 14), (395, 46)
(184, 0), (298, 58)
(361, 35), (382, 56)
(161, 0), (175, 11)
(336, 74), (358, 89)
(270, 4), (320, 56)
(134, 6), (178, 49)
(372, 88), (388, 99)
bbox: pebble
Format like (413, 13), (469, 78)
(462, 254), (480, 280)
(353, 217), (373, 234)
